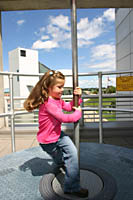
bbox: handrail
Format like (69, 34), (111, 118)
(1, 69), (133, 76)
(0, 69), (133, 152)
(4, 93), (133, 99)
(0, 106), (133, 118)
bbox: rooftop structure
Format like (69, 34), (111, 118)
(0, 0), (133, 11)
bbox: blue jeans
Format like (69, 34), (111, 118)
(40, 131), (80, 192)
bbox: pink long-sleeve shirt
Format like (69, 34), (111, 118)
(37, 97), (82, 144)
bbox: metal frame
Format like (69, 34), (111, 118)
(71, 0), (80, 161)
(1, 69), (133, 153)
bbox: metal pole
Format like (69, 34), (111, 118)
(80, 101), (84, 126)
(0, 11), (4, 128)
(9, 74), (15, 152)
(71, 0), (80, 159)
(98, 72), (103, 143)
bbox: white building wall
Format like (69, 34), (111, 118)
(116, 8), (131, 70)
(9, 48), (39, 98)
(9, 48), (20, 96)
(3, 74), (9, 89)
(116, 8), (133, 120)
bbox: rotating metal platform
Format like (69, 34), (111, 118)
(39, 164), (117, 200)
(1, 143), (133, 199)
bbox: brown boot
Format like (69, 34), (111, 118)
(64, 188), (88, 198)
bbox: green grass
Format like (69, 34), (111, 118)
(84, 98), (116, 121)
(84, 98), (115, 106)
(84, 98), (99, 107)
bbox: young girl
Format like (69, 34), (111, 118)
(24, 70), (88, 198)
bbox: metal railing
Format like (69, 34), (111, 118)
(4, 94), (133, 126)
(0, 70), (133, 152)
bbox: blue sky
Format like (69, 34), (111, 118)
(2, 8), (116, 87)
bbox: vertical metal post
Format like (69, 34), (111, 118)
(80, 100), (84, 126)
(9, 74), (15, 152)
(0, 11), (4, 128)
(98, 72), (103, 143)
(71, 0), (80, 160)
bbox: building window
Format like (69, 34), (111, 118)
(27, 85), (33, 92)
(17, 70), (19, 82)
(20, 50), (26, 57)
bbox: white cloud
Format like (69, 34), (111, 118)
(47, 24), (70, 43)
(33, 14), (103, 50)
(39, 27), (45, 32)
(57, 69), (98, 88)
(32, 9), (114, 51)
(47, 24), (60, 37)
(58, 69), (98, 88)
(78, 39), (93, 47)
(17, 19), (25, 25)
(79, 78), (98, 88)
(87, 59), (116, 72)
(77, 16), (104, 41)
(86, 43), (116, 72)
(76, 9), (115, 48)
(103, 8), (115, 21)
(34, 27), (46, 36)
(61, 39), (71, 49)
(33, 15), (71, 50)
(77, 17), (89, 30)
(49, 15), (70, 31)
(59, 72), (116, 88)
(91, 44), (115, 60)
(79, 73), (116, 88)
(32, 40), (59, 50)
(81, 43), (116, 73)
(57, 68), (116, 88)
(41, 35), (49, 40)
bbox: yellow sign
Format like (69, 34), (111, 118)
(116, 76), (133, 91)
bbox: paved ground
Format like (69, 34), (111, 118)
(0, 126), (133, 199)
(0, 129), (39, 158)
(0, 142), (133, 200)
(0, 126), (133, 158)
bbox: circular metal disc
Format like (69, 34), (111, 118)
(39, 165), (117, 200)
(52, 169), (103, 199)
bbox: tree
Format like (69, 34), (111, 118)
(106, 86), (116, 94)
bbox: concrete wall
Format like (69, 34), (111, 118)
(9, 48), (39, 98)
(9, 48), (20, 97)
(116, 8), (133, 71)
(115, 8), (133, 120)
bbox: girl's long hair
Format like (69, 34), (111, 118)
(24, 70), (65, 112)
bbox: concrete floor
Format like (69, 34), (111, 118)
(0, 126), (133, 200)
(0, 126), (133, 158)
(0, 142), (133, 200)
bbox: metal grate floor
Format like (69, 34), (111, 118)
(0, 143), (133, 200)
